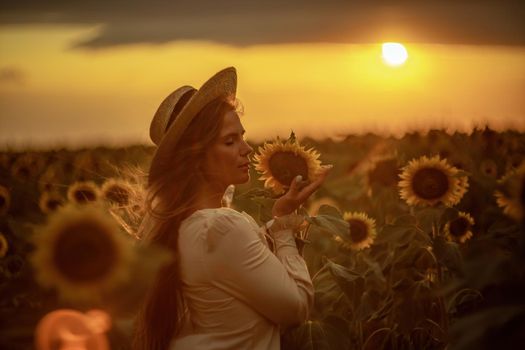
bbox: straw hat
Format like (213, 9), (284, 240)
(148, 67), (237, 185)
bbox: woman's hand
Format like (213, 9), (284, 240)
(272, 165), (333, 217)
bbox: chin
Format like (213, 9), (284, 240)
(235, 174), (250, 184)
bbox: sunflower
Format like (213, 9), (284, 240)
(480, 159), (498, 178)
(30, 204), (134, 302)
(67, 181), (101, 204)
(254, 134), (322, 195)
(0, 185), (10, 216)
(335, 212), (377, 251)
(39, 191), (65, 214)
(444, 212), (475, 243)
(101, 178), (133, 207)
(0, 233), (8, 257)
(398, 155), (469, 207)
(494, 163), (525, 221)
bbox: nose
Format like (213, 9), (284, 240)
(241, 139), (253, 156)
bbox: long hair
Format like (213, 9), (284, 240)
(132, 96), (241, 350)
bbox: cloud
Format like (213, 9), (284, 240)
(0, 67), (25, 85)
(1, 1), (524, 48)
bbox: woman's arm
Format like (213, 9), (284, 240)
(204, 211), (314, 327)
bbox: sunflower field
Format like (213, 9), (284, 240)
(1, 127), (524, 349)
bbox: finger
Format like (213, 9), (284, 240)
(287, 175), (303, 196)
(297, 165), (333, 200)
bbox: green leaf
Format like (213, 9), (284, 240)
(307, 214), (349, 240)
(325, 259), (365, 310)
(281, 316), (352, 350)
(317, 204), (343, 218)
(432, 235), (463, 276)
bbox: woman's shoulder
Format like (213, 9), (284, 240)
(187, 208), (259, 252)
(182, 207), (252, 228)
(208, 207), (255, 229)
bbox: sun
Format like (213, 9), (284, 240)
(382, 42), (408, 66)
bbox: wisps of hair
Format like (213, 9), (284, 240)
(132, 96), (239, 350)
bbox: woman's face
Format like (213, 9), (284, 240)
(203, 110), (253, 188)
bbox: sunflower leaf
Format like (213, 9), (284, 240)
(307, 213), (349, 239)
(432, 235), (464, 276)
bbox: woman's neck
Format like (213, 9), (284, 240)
(193, 183), (227, 210)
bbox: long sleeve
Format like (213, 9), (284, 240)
(204, 211), (314, 328)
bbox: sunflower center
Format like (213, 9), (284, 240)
(268, 151), (309, 186)
(449, 217), (469, 237)
(53, 221), (118, 283)
(105, 186), (129, 206)
(411, 168), (449, 200)
(74, 189), (97, 203)
(348, 219), (368, 243)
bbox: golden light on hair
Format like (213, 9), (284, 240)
(254, 134), (322, 195)
(444, 211), (475, 243)
(335, 212), (377, 251)
(30, 204), (134, 302)
(67, 181), (101, 204)
(398, 155), (468, 207)
(101, 178), (133, 207)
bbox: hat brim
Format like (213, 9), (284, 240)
(148, 67), (237, 185)
(149, 86), (195, 145)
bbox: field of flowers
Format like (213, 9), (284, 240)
(1, 127), (524, 349)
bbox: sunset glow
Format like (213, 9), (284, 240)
(382, 42), (409, 66)
(0, 10), (524, 148)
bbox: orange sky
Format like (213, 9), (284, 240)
(0, 24), (524, 149)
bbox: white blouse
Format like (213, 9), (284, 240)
(170, 207), (314, 350)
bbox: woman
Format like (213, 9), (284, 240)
(132, 67), (331, 350)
